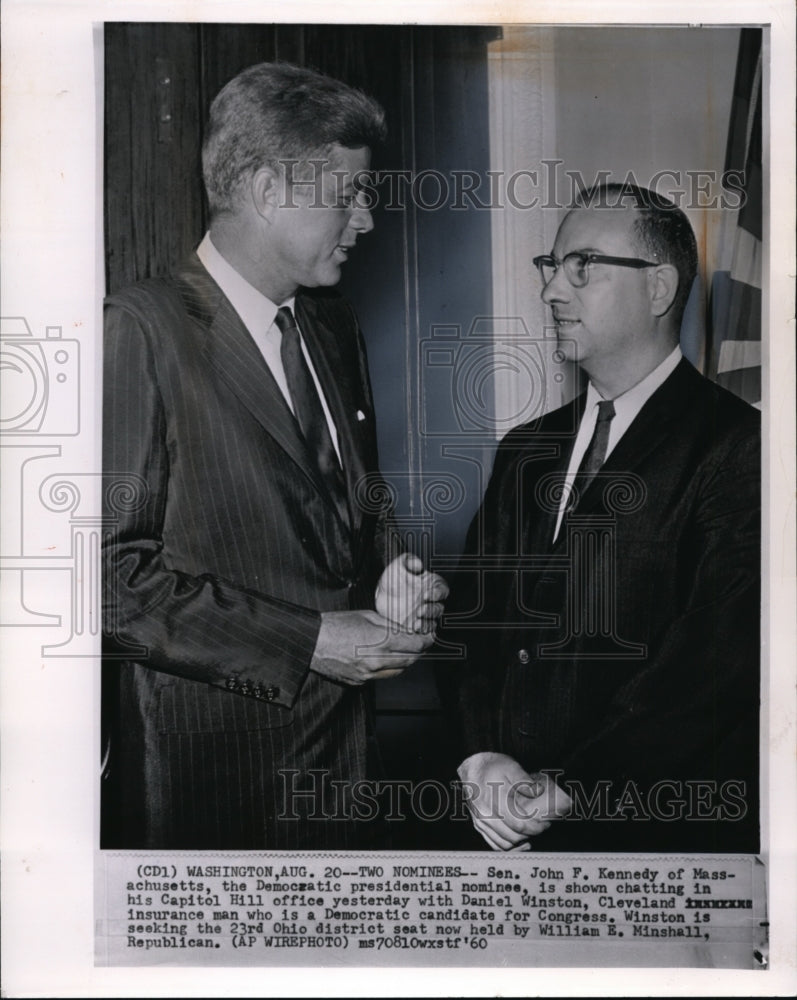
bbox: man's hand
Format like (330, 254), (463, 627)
(310, 609), (434, 685)
(457, 751), (572, 851)
(375, 553), (449, 634)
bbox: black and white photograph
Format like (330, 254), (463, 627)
(1, 1), (795, 996)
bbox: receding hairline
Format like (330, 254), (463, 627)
(556, 203), (644, 247)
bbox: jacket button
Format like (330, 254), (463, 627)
(239, 679), (251, 695)
(265, 686), (279, 702)
(225, 676), (239, 690)
(518, 649), (530, 664)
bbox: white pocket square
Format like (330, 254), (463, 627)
(356, 410), (366, 422)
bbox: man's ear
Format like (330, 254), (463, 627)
(649, 263), (680, 317)
(250, 166), (281, 221)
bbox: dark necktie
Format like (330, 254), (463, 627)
(276, 306), (349, 528)
(569, 399), (616, 509)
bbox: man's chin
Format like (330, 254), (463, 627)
(555, 338), (581, 364)
(307, 265), (343, 289)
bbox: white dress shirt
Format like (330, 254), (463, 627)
(553, 346), (683, 541)
(197, 232), (342, 460)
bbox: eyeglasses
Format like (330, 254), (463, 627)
(532, 251), (659, 288)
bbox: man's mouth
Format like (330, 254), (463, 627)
(335, 243), (354, 259)
(553, 316), (580, 327)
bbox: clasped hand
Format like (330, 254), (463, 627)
(375, 552), (448, 634)
(458, 752), (572, 851)
(311, 554), (448, 685)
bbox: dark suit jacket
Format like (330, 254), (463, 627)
(451, 359), (760, 852)
(102, 253), (394, 849)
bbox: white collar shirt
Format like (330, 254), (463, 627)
(553, 346), (683, 541)
(196, 232), (341, 460)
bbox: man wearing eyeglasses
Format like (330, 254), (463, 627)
(451, 182), (760, 853)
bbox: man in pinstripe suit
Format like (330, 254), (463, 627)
(102, 63), (446, 849)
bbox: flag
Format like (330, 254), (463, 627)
(708, 28), (763, 408)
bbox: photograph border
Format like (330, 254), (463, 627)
(1, 1), (795, 996)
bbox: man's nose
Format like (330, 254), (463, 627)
(540, 265), (570, 305)
(349, 200), (374, 234)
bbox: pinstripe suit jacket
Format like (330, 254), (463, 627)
(451, 359), (760, 852)
(102, 253), (393, 849)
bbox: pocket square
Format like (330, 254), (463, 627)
(356, 410), (366, 422)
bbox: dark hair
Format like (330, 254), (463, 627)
(202, 62), (387, 215)
(573, 182), (698, 322)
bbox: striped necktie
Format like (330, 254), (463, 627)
(276, 306), (349, 529)
(569, 398), (616, 510)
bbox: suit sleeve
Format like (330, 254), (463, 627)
(561, 415), (760, 789)
(102, 300), (320, 709)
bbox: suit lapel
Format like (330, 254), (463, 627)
(562, 358), (695, 523)
(175, 256), (345, 514)
(523, 397), (584, 556)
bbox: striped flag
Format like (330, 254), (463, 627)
(708, 28), (763, 408)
